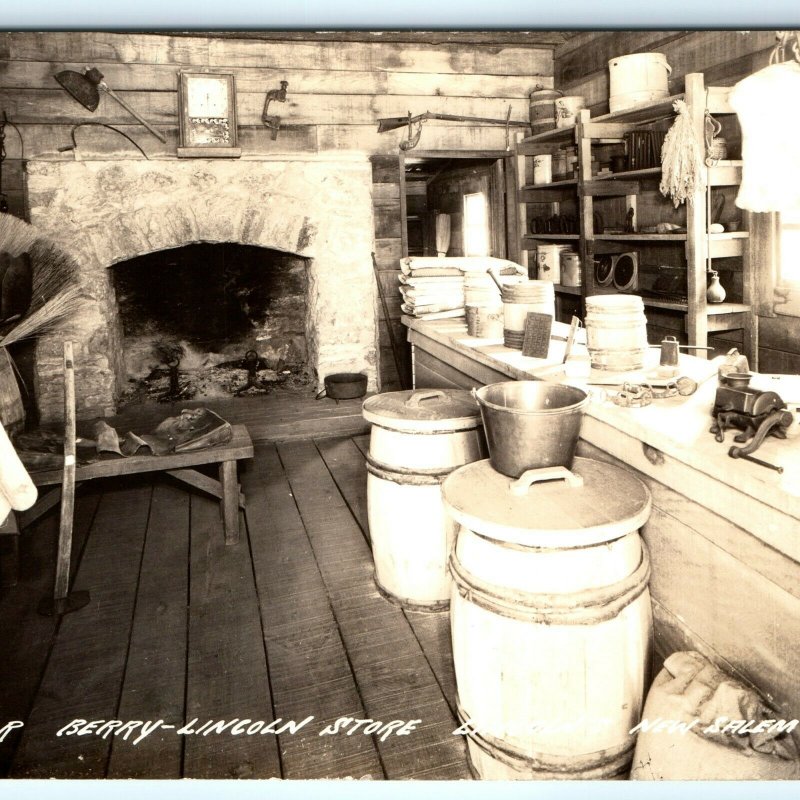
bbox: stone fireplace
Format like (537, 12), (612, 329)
(25, 158), (379, 422)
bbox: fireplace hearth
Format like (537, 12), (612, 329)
(25, 158), (379, 422)
(110, 242), (310, 407)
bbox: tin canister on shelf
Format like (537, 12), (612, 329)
(537, 244), (562, 283)
(555, 96), (586, 129)
(560, 252), (582, 287)
(532, 154), (553, 185)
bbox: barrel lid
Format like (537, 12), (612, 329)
(362, 389), (481, 432)
(442, 456), (651, 547)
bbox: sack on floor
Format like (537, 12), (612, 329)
(631, 651), (800, 781)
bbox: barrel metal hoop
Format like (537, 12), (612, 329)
(466, 526), (634, 553)
(449, 541), (651, 625)
(456, 701), (634, 778)
(369, 420), (482, 435)
(365, 457), (455, 485)
(366, 455), (467, 478)
(373, 572), (449, 613)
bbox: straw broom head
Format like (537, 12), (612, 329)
(0, 286), (88, 348)
(0, 213), (39, 257)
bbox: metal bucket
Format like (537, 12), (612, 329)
(472, 381), (589, 478)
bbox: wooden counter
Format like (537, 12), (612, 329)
(404, 315), (800, 721)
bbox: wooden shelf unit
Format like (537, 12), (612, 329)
(516, 72), (756, 365)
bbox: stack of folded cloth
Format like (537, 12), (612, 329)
(399, 257), (526, 320)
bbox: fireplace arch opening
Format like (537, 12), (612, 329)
(109, 242), (311, 405)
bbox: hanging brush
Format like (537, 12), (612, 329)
(659, 99), (707, 208)
(0, 285), (87, 347)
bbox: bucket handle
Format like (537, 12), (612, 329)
(405, 389), (447, 408)
(509, 466), (584, 496)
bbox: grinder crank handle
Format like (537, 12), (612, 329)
(729, 409), (794, 457)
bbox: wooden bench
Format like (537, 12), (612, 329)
(21, 424), (254, 546)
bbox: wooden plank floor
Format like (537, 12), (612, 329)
(0, 433), (470, 780)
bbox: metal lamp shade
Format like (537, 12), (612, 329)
(54, 69), (105, 112)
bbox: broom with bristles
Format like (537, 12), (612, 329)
(0, 212), (39, 257)
(0, 215), (87, 346)
(1, 286), (86, 347)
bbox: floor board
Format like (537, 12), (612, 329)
(1, 430), (472, 781)
(0, 487), (101, 774)
(182, 494), (280, 779)
(11, 480), (153, 778)
(315, 437), (370, 542)
(242, 444), (383, 780)
(106, 483), (190, 779)
(277, 440), (470, 780)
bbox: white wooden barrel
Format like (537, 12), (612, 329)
(585, 294), (649, 372)
(362, 389), (486, 610)
(501, 280), (555, 349)
(442, 457), (653, 780)
(609, 53), (671, 113)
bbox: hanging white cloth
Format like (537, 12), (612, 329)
(729, 60), (800, 212)
(435, 213), (451, 257)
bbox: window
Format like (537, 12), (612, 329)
(462, 192), (490, 257)
(780, 209), (800, 284)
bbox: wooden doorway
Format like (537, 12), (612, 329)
(398, 150), (520, 263)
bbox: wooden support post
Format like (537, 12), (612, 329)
(219, 460), (240, 546)
(39, 341), (90, 616)
(685, 73), (709, 352)
(54, 341), (76, 602)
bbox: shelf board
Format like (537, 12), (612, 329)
(710, 231), (749, 239)
(635, 298), (750, 317)
(592, 94), (684, 126)
(523, 234), (581, 241)
(522, 178), (578, 190)
(554, 284), (581, 296)
(641, 297), (688, 312)
(519, 125), (576, 145)
(706, 302), (750, 316)
(593, 167), (661, 181)
(595, 233), (687, 241)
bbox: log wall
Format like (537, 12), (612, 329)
(0, 30), (554, 389)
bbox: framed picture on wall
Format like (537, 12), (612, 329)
(177, 71), (242, 157)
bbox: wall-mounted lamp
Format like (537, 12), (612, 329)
(55, 67), (167, 144)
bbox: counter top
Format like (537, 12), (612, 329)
(403, 316), (800, 559)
